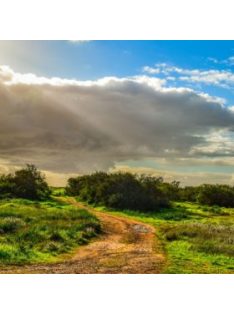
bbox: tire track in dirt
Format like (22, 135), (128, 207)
(0, 200), (165, 274)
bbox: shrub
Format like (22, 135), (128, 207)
(179, 186), (200, 202)
(13, 164), (51, 200)
(160, 181), (181, 200)
(66, 172), (170, 212)
(0, 165), (51, 200)
(197, 184), (234, 208)
(0, 174), (16, 199)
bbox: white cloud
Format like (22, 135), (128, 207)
(142, 66), (160, 74)
(208, 55), (234, 66)
(227, 56), (234, 65)
(179, 70), (234, 88)
(0, 65), (165, 89)
(68, 40), (91, 44)
(207, 57), (219, 64)
(142, 63), (234, 89)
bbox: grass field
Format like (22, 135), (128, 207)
(0, 198), (100, 265)
(0, 191), (233, 273)
(91, 201), (234, 273)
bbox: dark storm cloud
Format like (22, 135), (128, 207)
(0, 66), (234, 175)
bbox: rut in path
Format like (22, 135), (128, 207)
(0, 200), (166, 274)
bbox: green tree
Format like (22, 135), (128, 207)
(66, 172), (170, 212)
(0, 174), (16, 199)
(14, 164), (51, 200)
(197, 184), (234, 207)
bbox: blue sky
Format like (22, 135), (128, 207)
(0, 41), (233, 77)
(1, 40), (234, 105)
(1, 40), (234, 185)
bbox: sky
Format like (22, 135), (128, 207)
(0, 40), (234, 186)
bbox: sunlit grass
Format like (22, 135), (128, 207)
(90, 200), (234, 273)
(0, 198), (100, 265)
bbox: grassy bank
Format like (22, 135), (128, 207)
(0, 198), (100, 265)
(90, 201), (234, 273)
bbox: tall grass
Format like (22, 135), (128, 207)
(163, 222), (234, 256)
(92, 200), (234, 273)
(0, 198), (100, 265)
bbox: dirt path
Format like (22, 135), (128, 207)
(0, 200), (165, 274)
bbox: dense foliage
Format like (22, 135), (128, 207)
(1, 163), (234, 208)
(179, 186), (200, 202)
(66, 172), (170, 212)
(0, 165), (51, 200)
(178, 184), (234, 207)
(196, 184), (234, 207)
(66, 171), (234, 209)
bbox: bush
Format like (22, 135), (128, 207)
(197, 184), (234, 208)
(160, 181), (181, 201)
(179, 186), (200, 202)
(176, 184), (234, 207)
(66, 172), (170, 212)
(0, 174), (16, 199)
(0, 165), (51, 200)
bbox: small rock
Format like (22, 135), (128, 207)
(132, 224), (150, 233)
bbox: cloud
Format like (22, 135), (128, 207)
(227, 56), (234, 65)
(208, 55), (234, 66)
(142, 63), (234, 89)
(179, 70), (234, 88)
(112, 165), (234, 186)
(1, 65), (234, 184)
(207, 57), (219, 64)
(142, 66), (160, 74)
(68, 40), (91, 44)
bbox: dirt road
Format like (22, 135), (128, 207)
(0, 201), (165, 274)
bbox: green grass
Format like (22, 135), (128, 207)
(0, 198), (100, 265)
(89, 200), (234, 273)
(51, 187), (66, 197)
(1, 195), (233, 273)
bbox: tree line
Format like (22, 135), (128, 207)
(66, 172), (234, 210)
(1, 165), (234, 210)
(66, 172), (170, 212)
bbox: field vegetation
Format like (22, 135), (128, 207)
(0, 166), (233, 273)
(0, 166), (100, 265)
(90, 201), (234, 273)
(67, 172), (234, 273)
(0, 198), (100, 265)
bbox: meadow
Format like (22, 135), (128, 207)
(0, 166), (234, 273)
(92, 201), (234, 273)
(0, 197), (100, 265)
(0, 194), (233, 273)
